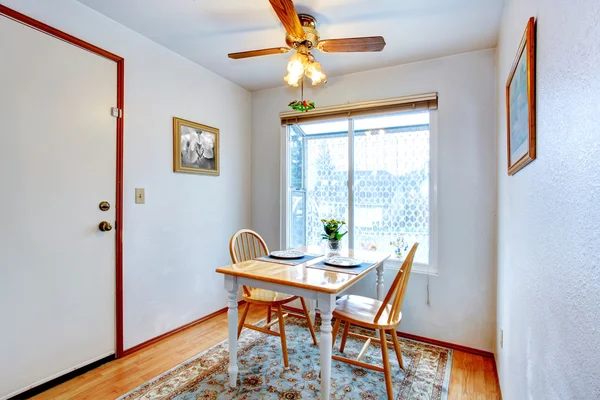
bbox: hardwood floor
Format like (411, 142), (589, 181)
(32, 305), (501, 399)
(448, 351), (501, 399)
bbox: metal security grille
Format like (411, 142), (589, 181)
(288, 112), (430, 264)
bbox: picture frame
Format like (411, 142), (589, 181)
(173, 117), (220, 176)
(506, 17), (536, 175)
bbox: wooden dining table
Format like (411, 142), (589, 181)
(215, 245), (391, 399)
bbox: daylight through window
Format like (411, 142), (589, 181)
(287, 111), (431, 264)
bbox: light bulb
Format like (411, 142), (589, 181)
(305, 60), (326, 85)
(284, 71), (303, 87)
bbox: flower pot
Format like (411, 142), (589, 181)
(327, 239), (342, 253)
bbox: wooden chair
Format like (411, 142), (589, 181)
(330, 243), (419, 400)
(229, 229), (318, 367)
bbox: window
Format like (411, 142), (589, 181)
(284, 110), (435, 267)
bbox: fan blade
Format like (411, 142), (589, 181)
(228, 47), (291, 59)
(317, 36), (386, 53)
(268, 0), (305, 41)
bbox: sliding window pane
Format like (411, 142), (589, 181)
(352, 112), (430, 263)
(299, 119), (349, 247)
(289, 126), (305, 248)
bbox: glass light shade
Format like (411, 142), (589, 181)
(287, 53), (308, 75)
(284, 52), (309, 86)
(305, 60), (326, 85)
(284, 71), (303, 87)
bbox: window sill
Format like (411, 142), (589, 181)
(383, 257), (439, 276)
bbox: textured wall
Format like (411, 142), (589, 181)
(251, 49), (497, 352)
(496, 0), (600, 398)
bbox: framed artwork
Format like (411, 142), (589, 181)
(506, 17), (536, 175)
(173, 117), (219, 176)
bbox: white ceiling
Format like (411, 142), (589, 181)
(76, 0), (505, 91)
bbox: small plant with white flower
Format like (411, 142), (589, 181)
(390, 235), (408, 258)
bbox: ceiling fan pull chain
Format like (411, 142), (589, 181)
(288, 74), (315, 112)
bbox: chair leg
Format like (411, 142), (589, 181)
(379, 329), (394, 400)
(266, 305), (272, 326)
(300, 297), (318, 345)
(276, 305), (289, 367)
(390, 329), (405, 370)
(331, 318), (342, 349)
(237, 302), (250, 339)
(339, 321), (351, 353)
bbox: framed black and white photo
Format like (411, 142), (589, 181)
(173, 117), (219, 176)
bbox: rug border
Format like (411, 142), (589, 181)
(117, 318), (454, 400)
(441, 348), (453, 400)
(397, 336), (454, 400)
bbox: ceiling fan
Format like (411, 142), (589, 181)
(228, 0), (386, 87)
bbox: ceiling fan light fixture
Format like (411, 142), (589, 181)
(284, 51), (327, 87)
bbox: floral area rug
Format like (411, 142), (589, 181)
(119, 316), (452, 400)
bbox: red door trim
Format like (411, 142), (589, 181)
(0, 5), (126, 358)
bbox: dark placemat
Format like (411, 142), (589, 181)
(306, 260), (379, 275)
(255, 253), (324, 266)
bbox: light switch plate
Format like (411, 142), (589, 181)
(135, 188), (145, 204)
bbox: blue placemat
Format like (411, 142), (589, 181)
(255, 253), (324, 266)
(306, 260), (379, 275)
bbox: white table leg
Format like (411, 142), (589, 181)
(376, 263), (384, 300)
(224, 275), (239, 388)
(309, 299), (316, 322)
(317, 293), (335, 400)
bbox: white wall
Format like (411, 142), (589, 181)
(496, 1), (600, 399)
(251, 49), (497, 352)
(0, 0), (251, 350)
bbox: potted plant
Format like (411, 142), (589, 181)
(321, 218), (347, 252)
(390, 235), (408, 258)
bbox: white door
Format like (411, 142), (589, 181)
(0, 15), (118, 398)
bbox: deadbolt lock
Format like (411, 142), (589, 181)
(99, 201), (110, 211)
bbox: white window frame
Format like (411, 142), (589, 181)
(280, 110), (439, 275)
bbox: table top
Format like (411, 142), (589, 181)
(215, 245), (391, 294)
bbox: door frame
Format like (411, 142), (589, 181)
(0, 5), (126, 358)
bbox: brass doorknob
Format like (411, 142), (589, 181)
(98, 221), (113, 232)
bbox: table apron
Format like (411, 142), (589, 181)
(235, 273), (368, 302)
(235, 277), (322, 300)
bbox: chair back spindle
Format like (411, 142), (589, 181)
(374, 243), (419, 324)
(230, 229), (269, 263)
(229, 229), (270, 297)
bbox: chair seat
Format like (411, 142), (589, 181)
(243, 288), (297, 305)
(333, 294), (402, 330)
